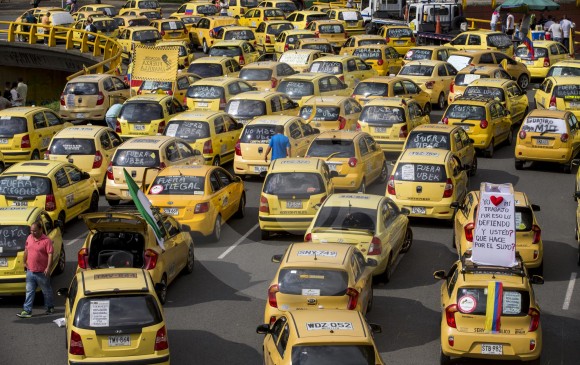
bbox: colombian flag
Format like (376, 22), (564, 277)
(185, 9), (193, 15)
(521, 35), (535, 60)
(485, 281), (503, 333)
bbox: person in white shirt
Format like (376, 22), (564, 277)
(16, 78), (27, 106)
(10, 82), (22, 107)
(548, 21), (562, 43)
(490, 10), (500, 31)
(560, 15), (573, 50)
(543, 15), (554, 31)
(506, 12), (515, 36)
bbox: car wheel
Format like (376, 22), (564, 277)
(452, 230), (456, 249)
(381, 253), (392, 283)
(58, 211), (66, 233)
(526, 357), (541, 365)
(505, 128), (514, 146)
(423, 103), (432, 115)
(107, 199), (119, 206)
(484, 139), (494, 158)
(400, 227), (413, 253)
(437, 93), (446, 110)
(210, 215), (221, 242)
(212, 156), (220, 166)
(88, 192), (99, 213)
(366, 286), (374, 314)
(357, 179), (366, 193)
(518, 73), (530, 89)
(564, 160), (573, 174)
(31, 150), (40, 160)
(515, 159), (524, 170)
(378, 162), (388, 183)
(261, 228), (270, 240)
(532, 261), (543, 277)
(469, 155), (477, 176)
(157, 275), (168, 304)
(440, 350), (452, 365)
(203, 39), (209, 54)
(184, 245), (194, 274)
(234, 194), (246, 219)
(0, 162), (4, 173)
(53, 248), (66, 275)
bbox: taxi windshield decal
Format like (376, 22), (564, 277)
(279, 160), (311, 164)
(407, 151), (440, 157)
(131, 139), (161, 143)
(306, 322), (354, 331)
(296, 250), (337, 257)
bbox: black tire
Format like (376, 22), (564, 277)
(577, 244), (580, 266)
(440, 350), (452, 365)
(531, 261), (543, 277)
(437, 93), (446, 110)
(378, 162), (388, 183)
(212, 156), (220, 166)
(157, 275), (168, 304)
(423, 103), (432, 115)
(484, 139), (494, 158)
(31, 150), (40, 160)
(0, 162), (5, 173)
(366, 286), (373, 314)
(202, 39), (209, 54)
(58, 211), (66, 226)
(400, 227), (413, 253)
(357, 179), (366, 193)
(107, 198), (119, 206)
(183, 245), (194, 275)
(518, 73), (530, 89)
(88, 192), (99, 213)
(504, 128), (514, 146)
(380, 253), (393, 283)
(261, 228), (270, 240)
(527, 357), (541, 365)
(564, 160), (573, 174)
(53, 248), (66, 275)
(469, 155), (477, 176)
(234, 194), (246, 219)
(210, 215), (221, 242)
(452, 230), (456, 249)
(515, 159), (524, 170)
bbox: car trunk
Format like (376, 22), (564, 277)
(86, 231), (146, 269)
(0, 117), (28, 152)
(359, 105), (409, 140)
(393, 162), (448, 202)
(146, 174), (207, 219)
(0, 175), (52, 209)
(262, 172), (327, 216)
(0, 224), (28, 273)
(62, 82), (100, 113)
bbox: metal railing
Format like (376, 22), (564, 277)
(0, 20), (124, 80)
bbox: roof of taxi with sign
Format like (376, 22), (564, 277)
(56, 125), (110, 138)
(0, 207), (45, 224)
(4, 161), (69, 176)
(79, 268), (153, 294)
(398, 148), (452, 163)
(122, 136), (177, 148)
(282, 242), (352, 265)
(283, 309), (371, 340)
(323, 193), (383, 209)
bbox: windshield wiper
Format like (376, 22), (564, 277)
(459, 114), (480, 123)
(326, 152), (342, 161)
(540, 128), (558, 136)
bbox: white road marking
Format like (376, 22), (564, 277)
(563, 272), (577, 310)
(65, 233), (87, 246)
(218, 224), (259, 259)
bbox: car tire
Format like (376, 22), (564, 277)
(437, 93), (446, 110)
(564, 160), (573, 174)
(261, 228), (270, 240)
(203, 39), (209, 54)
(518, 73), (530, 90)
(440, 350), (452, 365)
(378, 162), (388, 183)
(484, 139), (494, 158)
(526, 357), (541, 365)
(107, 199), (119, 206)
(53, 248), (66, 275)
(366, 287), (374, 314)
(381, 253), (392, 283)
(515, 159), (524, 170)
(452, 230), (456, 249)
(469, 155), (477, 176)
(31, 150), (40, 160)
(88, 192), (99, 213)
(234, 194), (246, 219)
(400, 227), (413, 253)
(210, 215), (221, 242)
(531, 261), (543, 277)
(0, 161), (4, 173)
(212, 156), (220, 166)
(183, 245), (194, 275)
(504, 127), (514, 146)
(424, 102), (431, 115)
(357, 179), (366, 193)
(58, 211), (66, 233)
(157, 275), (168, 304)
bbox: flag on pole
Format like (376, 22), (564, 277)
(521, 35), (535, 60)
(123, 168), (165, 250)
(484, 281), (503, 333)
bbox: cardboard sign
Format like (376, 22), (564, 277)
(472, 183), (517, 267)
(89, 300), (110, 327)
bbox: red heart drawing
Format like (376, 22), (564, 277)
(490, 196), (503, 206)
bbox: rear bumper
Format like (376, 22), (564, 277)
(233, 158), (269, 176)
(515, 145), (574, 164)
(391, 198), (455, 220)
(0, 275), (26, 294)
(60, 108), (106, 121)
(375, 139), (404, 152)
(258, 215), (314, 232)
(332, 174), (363, 191)
(69, 354), (169, 365)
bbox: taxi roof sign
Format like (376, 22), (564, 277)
(296, 250), (337, 257)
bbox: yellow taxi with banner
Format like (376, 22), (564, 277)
(299, 96), (361, 132)
(258, 157), (334, 239)
(238, 61), (299, 90)
(304, 193), (411, 282)
(71, 17), (120, 43)
(352, 45), (403, 76)
(238, 7), (286, 28)
(447, 30), (515, 57)
(264, 242), (375, 324)
(0, 107), (72, 163)
(305, 20), (348, 50)
(448, 65), (511, 104)
(278, 49), (327, 73)
(285, 10), (327, 29)
(0, 161), (99, 225)
(398, 60), (458, 110)
(155, 40), (195, 70)
(225, 91), (300, 125)
(185, 77), (255, 111)
(341, 34), (386, 55)
(146, 165), (245, 241)
(387, 149), (469, 220)
(186, 56), (242, 78)
(0, 207), (65, 295)
(163, 111), (243, 166)
(149, 18), (189, 42)
(276, 73), (353, 106)
(534, 77), (580, 119)
(208, 40), (260, 66)
(326, 8), (365, 35)
(274, 29), (317, 54)
(402, 45), (457, 66)
(254, 20), (294, 53)
(351, 76), (430, 110)
(378, 25), (416, 54)
(190, 16), (237, 53)
(308, 55), (377, 88)
(515, 40), (571, 80)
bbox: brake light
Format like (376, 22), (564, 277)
(166, 90), (173, 96)
(425, 81), (435, 89)
(443, 178), (453, 198)
(305, 22), (310, 28)
(532, 224), (541, 244)
(284, 43), (289, 52)
(264, 16), (268, 21)
(549, 96), (557, 107)
(92, 151), (103, 168)
(203, 139), (213, 154)
(450, 81), (455, 93)
(157, 121), (166, 134)
(543, 57), (550, 67)
(314, 31), (319, 38)
(144, 249), (158, 270)
(385, 36), (390, 43)
(45, 194), (56, 211)
(209, 29), (216, 38)
(411, 36), (415, 43)
(442, 117), (449, 124)
(348, 157), (357, 167)
(137, 89), (142, 95)
(115, 120), (121, 133)
(44, 149), (50, 160)
(268, 284), (279, 307)
(528, 308), (540, 332)
(387, 175), (395, 195)
(184, 57), (189, 67)
(338, 116), (347, 129)
(377, 59), (384, 65)
(69, 330), (85, 355)
(399, 124), (408, 138)
(338, 75), (345, 83)
(96, 91), (105, 106)
(21, 134), (31, 148)
(219, 97), (226, 110)
(160, 30), (165, 36)
(346, 288), (359, 310)
(445, 304), (458, 328)
(235, 139), (241, 156)
(183, 29), (188, 35)
(561, 133), (569, 142)
(368, 237), (382, 255)
(159, 162), (167, 170)
(106, 162), (114, 180)
(271, 77), (278, 88)
(519, 130), (527, 139)
(60, 93), (65, 106)
(464, 222), (474, 242)
(344, 31), (348, 38)
(194, 202), (209, 213)
(530, 339), (536, 351)
(77, 248), (88, 269)
(154, 326), (169, 351)
(480, 119), (488, 129)
(355, 122), (361, 131)
(448, 335), (454, 347)
(239, 54), (245, 66)
(259, 195), (270, 213)
(304, 232), (312, 241)
(265, 35), (271, 43)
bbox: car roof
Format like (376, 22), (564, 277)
(469, 78), (512, 87)
(0, 106), (52, 117)
(55, 125), (109, 138)
(0, 207), (43, 225)
(169, 110), (223, 121)
(303, 95), (348, 104)
(359, 76), (408, 84)
(409, 45), (456, 51)
(311, 19), (343, 25)
(282, 29), (316, 35)
(155, 40), (189, 47)
(248, 115), (301, 125)
(403, 59), (447, 67)
(157, 164), (212, 177)
(525, 109), (569, 119)
(315, 55), (356, 62)
(79, 268), (154, 296)
(398, 148), (451, 163)
(244, 61), (284, 68)
(324, 193), (383, 209)
(120, 136), (177, 149)
(191, 56), (231, 64)
(212, 40), (248, 46)
(410, 124), (459, 133)
(547, 76), (579, 85)
(316, 130), (364, 140)
(457, 65), (505, 75)
(363, 97), (409, 107)
(286, 309), (370, 340)
(283, 72), (327, 81)
(270, 157), (323, 172)
(231, 90), (281, 99)
(4, 161), (69, 176)
(281, 242), (353, 266)
(127, 26), (158, 31)
(351, 34), (384, 40)
(126, 94), (172, 102)
(192, 77), (242, 85)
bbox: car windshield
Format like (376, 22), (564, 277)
(404, 48), (433, 61)
(129, 18), (150, 26)
(277, 80), (314, 97)
(405, 132), (450, 150)
(447, 55), (472, 72)
(209, 46), (242, 57)
(319, 24), (344, 34)
(454, 73), (489, 86)
(306, 138), (354, 157)
(186, 85), (224, 99)
(0, 225), (29, 255)
(291, 345), (375, 365)
(387, 27), (412, 38)
(0, 117), (28, 137)
(278, 268), (348, 296)
(138, 1), (159, 9)
(515, 46), (547, 59)
(160, 21), (184, 30)
(241, 124), (276, 143)
(359, 105), (405, 125)
(187, 63), (224, 77)
(149, 175), (205, 195)
(521, 116), (567, 134)
(101, 6), (118, 16)
(394, 163), (447, 182)
(310, 61), (342, 75)
(487, 34), (512, 48)
(299, 106), (340, 121)
(267, 23), (293, 35)
(353, 48), (382, 60)
(263, 172), (324, 195)
(313, 205), (376, 231)
(74, 295), (163, 329)
(554, 85), (580, 99)
(463, 86), (505, 101)
(456, 288), (530, 315)
(444, 104), (486, 120)
(353, 82), (388, 97)
(225, 30), (255, 40)
(119, 102), (163, 122)
(197, 4), (218, 15)
(302, 43), (332, 53)
(113, 149), (160, 167)
(133, 30), (160, 42)
(164, 121), (210, 141)
(140, 80), (173, 91)
(547, 66), (580, 77)
(0, 176), (51, 197)
(64, 82), (98, 95)
(264, 9), (285, 17)
(50, 138), (96, 155)
(226, 100), (266, 118)
(399, 65), (433, 76)
(240, 68), (272, 81)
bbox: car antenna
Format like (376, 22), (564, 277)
(314, 251), (317, 260)
(178, 169), (183, 176)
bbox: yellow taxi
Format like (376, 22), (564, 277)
(278, 49), (327, 73)
(60, 74), (130, 123)
(146, 165), (245, 241)
(118, 8), (162, 20)
(225, 0), (260, 18)
(308, 55), (377, 88)
(276, 72), (353, 106)
(138, 72), (200, 105)
(213, 25), (256, 43)
(77, 4), (118, 16)
(0, 161), (99, 225)
(305, 131), (386, 192)
(190, 16), (237, 53)
(156, 40), (196, 70)
(341, 34), (386, 55)
(256, 309), (385, 365)
(448, 65), (512, 104)
(164, 110), (242, 166)
(306, 20), (348, 50)
(185, 77), (255, 111)
(515, 40), (571, 80)
(258, 0), (297, 14)
(377, 25), (416, 54)
(351, 76), (431, 110)
(305, 193), (412, 282)
(258, 157), (334, 239)
(405, 124), (477, 176)
(45, 126), (123, 191)
(402, 45), (457, 66)
(72, 10), (107, 22)
(434, 254), (543, 364)
(352, 45), (403, 76)
(58, 268), (170, 365)
(112, 15), (150, 30)
(264, 242), (374, 324)
(116, 94), (186, 139)
(104, 136), (203, 206)
(171, 1), (219, 18)
(168, 14), (201, 40)
(463, 78), (529, 124)
(299, 96), (361, 132)
(149, 18), (189, 42)
(254, 20), (294, 53)
(326, 8), (365, 35)
(515, 109), (580, 172)
(116, 26), (162, 60)
(296, 37), (334, 54)
(452, 190), (544, 274)
(239, 61), (299, 89)
(285, 10), (327, 29)
(225, 91), (299, 124)
(71, 16), (120, 42)
(0, 207), (65, 295)
(0, 106), (71, 163)
(546, 59), (580, 77)
(119, 0), (162, 17)
(234, 115), (320, 177)
(208, 40), (260, 66)
(447, 30), (515, 57)
(186, 56), (241, 78)
(387, 149), (469, 220)
(274, 29), (317, 54)
(442, 96), (513, 158)
(535, 76), (580, 119)
(397, 60), (458, 110)
(238, 7), (286, 28)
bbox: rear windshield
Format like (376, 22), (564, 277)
(267, 23), (293, 35)
(241, 0), (258, 6)
(119, 102), (163, 122)
(279, 52), (310, 65)
(310, 61), (342, 75)
(399, 65), (433, 77)
(546, 66), (580, 77)
(64, 82), (98, 95)
(186, 85), (224, 99)
(278, 268), (348, 296)
(149, 175), (204, 195)
(277, 81), (314, 98)
(94, 19), (117, 32)
(132, 30), (160, 42)
(140, 80), (172, 91)
(0, 225), (29, 255)
(50, 138), (96, 155)
(224, 30), (255, 41)
(302, 43), (332, 53)
(404, 48), (433, 61)
(138, 1), (159, 9)
(292, 345), (375, 365)
(394, 163), (447, 182)
(454, 74), (488, 86)
(319, 24), (344, 34)
(129, 18), (150, 27)
(353, 82), (388, 97)
(113, 149), (160, 167)
(360, 105), (405, 124)
(164, 121), (210, 141)
(240, 68), (273, 81)
(0, 117), (28, 137)
(160, 21), (184, 31)
(405, 132), (450, 150)
(276, 2), (297, 12)
(353, 48), (382, 60)
(463, 86), (504, 101)
(521, 116), (567, 134)
(306, 139), (354, 158)
(0, 176), (51, 197)
(226, 100), (266, 118)
(554, 85), (580, 100)
(444, 104), (486, 120)
(515, 47), (547, 59)
(299, 106), (340, 121)
(287, 33), (316, 45)
(209, 46), (242, 57)
(313, 206), (376, 231)
(241, 124), (276, 143)
(187, 64), (224, 77)
(447, 55), (472, 72)
(197, 4), (218, 15)
(487, 34), (512, 48)
(307, 14), (327, 22)
(515, 207), (534, 231)
(265, 9), (285, 17)
(101, 6), (118, 16)
(387, 27), (412, 38)
(263, 172), (324, 195)
(456, 287), (530, 316)
(73, 295), (163, 329)
(360, 39), (386, 46)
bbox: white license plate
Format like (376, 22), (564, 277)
(375, 127), (387, 133)
(327, 164), (338, 171)
(108, 335), (131, 347)
(164, 208), (179, 215)
(396, 40), (407, 45)
(348, 21), (357, 26)
(411, 207), (426, 214)
(571, 101), (580, 109)
(0, 138), (8, 144)
(134, 124), (146, 131)
(481, 343), (502, 355)
(286, 200), (302, 209)
(122, 190), (130, 197)
(525, 60), (535, 65)
(0, 257), (7, 267)
(535, 138), (549, 145)
(76, 113), (86, 118)
(254, 165), (268, 173)
(197, 102), (209, 107)
(11, 201), (27, 207)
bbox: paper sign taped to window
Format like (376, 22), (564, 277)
(89, 300), (110, 327)
(502, 291), (521, 314)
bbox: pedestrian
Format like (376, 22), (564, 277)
(264, 125), (290, 163)
(490, 9), (500, 31)
(3, 82), (12, 101)
(561, 15), (573, 50)
(346, 0), (354, 9)
(548, 20), (563, 43)
(543, 15), (554, 31)
(30, 0), (41, 9)
(10, 82), (23, 107)
(505, 11), (515, 36)
(16, 222), (54, 318)
(537, 13), (547, 27)
(16, 78), (28, 106)
(41, 12), (50, 45)
(85, 17), (97, 41)
(0, 96), (11, 111)
(105, 102), (123, 130)
(65, 0), (73, 13)
(219, 0), (229, 16)
(71, 0), (78, 13)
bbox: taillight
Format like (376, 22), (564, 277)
(314, 31), (320, 38)
(399, 124), (408, 138)
(425, 81), (435, 89)
(265, 35), (271, 43)
(480, 119), (488, 129)
(464, 222), (474, 242)
(355, 122), (361, 131)
(264, 16), (268, 21)
(183, 29), (188, 35)
(385, 36), (390, 43)
(377, 59), (384, 65)
(209, 29), (216, 38)
(519, 130), (527, 139)
(443, 178), (453, 198)
(271, 77), (278, 88)
(144, 249), (158, 270)
(21, 134), (31, 148)
(543, 57), (550, 67)
(442, 117), (449, 124)
(445, 304), (458, 328)
(284, 43), (289, 52)
(448, 335), (454, 347)
(344, 31), (348, 38)
(561, 133), (569, 142)
(235, 139), (241, 156)
(219, 97), (226, 110)
(96, 91), (105, 106)
(159, 162), (167, 170)
(45, 193), (56, 211)
(410, 36), (415, 43)
(549, 95), (557, 107)
(304, 233), (312, 241)
(530, 339), (536, 351)
(367, 237), (382, 255)
(60, 93), (65, 106)
(166, 90), (173, 96)
(115, 120), (121, 133)
(348, 157), (357, 167)
(305, 22), (310, 28)
(157, 121), (166, 134)
(346, 287), (359, 310)
(338, 116), (347, 129)
(69, 330), (85, 355)
(528, 308), (540, 332)
(387, 175), (395, 195)
(77, 248), (88, 269)
(239, 54), (245, 66)
(92, 151), (103, 168)
(160, 30), (165, 36)
(44, 149), (50, 160)
(259, 195), (269, 213)
(194, 202), (209, 213)
(184, 57), (189, 67)
(338, 75), (345, 83)
(450, 81), (455, 93)
(203, 139), (213, 154)
(268, 284), (279, 307)
(137, 89), (142, 95)
(532, 224), (541, 244)
(154, 326), (169, 351)
(106, 162), (114, 180)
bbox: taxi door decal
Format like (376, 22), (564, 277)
(65, 193), (75, 208)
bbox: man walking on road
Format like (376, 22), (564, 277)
(17, 222), (55, 318)
(264, 125), (290, 163)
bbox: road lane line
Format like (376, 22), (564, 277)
(65, 233), (87, 246)
(563, 272), (577, 310)
(218, 224), (259, 259)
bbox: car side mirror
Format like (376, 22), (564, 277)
(259, 170), (268, 178)
(450, 201), (462, 209)
(193, 149), (202, 156)
(469, 138), (475, 144)
(271, 254), (283, 263)
(112, 139), (122, 147)
(530, 275), (544, 285)
(400, 207), (410, 215)
(572, 159), (580, 166)
(366, 258), (378, 267)
(433, 270), (447, 280)
(341, 83), (347, 89)
(313, 128), (320, 134)
(57, 288), (69, 297)
(234, 176), (242, 183)
(55, 219), (64, 229)
(81, 172), (91, 180)
(256, 324), (271, 334)
(237, 122), (244, 129)
(531, 204), (540, 212)
(330, 170), (339, 178)
(369, 323), (382, 333)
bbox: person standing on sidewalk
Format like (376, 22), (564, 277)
(264, 125), (290, 163)
(16, 78), (28, 106)
(17, 222), (54, 318)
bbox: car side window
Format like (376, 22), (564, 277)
(277, 324), (290, 357)
(289, 122), (302, 139)
(210, 172), (222, 192)
(446, 264), (458, 297)
(490, 103), (500, 119)
(393, 82), (405, 95)
(214, 116), (226, 134)
(166, 142), (181, 161)
(408, 102), (420, 118)
(230, 60), (241, 72)
(270, 96), (282, 112)
(278, 63), (295, 76)
(270, 317), (286, 351)
(355, 59), (368, 70)
(112, 77), (126, 90)
(458, 128), (470, 145)
(358, 136), (369, 155)
(301, 122), (314, 136)
(344, 38), (353, 47)
(55, 168), (70, 188)
(437, 64), (447, 76)
(451, 34), (467, 45)
(256, 23), (265, 32)
(549, 44), (558, 55)
(103, 78), (115, 92)
(163, 216), (180, 237)
(350, 253), (363, 281)
(280, 95), (295, 110)
(223, 115), (237, 131)
(467, 35), (480, 45)
(108, 131), (123, 146)
(177, 77), (190, 90)
(380, 201), (392, 226)
(570, 114), (579, 130)
(176, 141), (194, 158)
(216, 169), (232, 187)
(228, 82), (241, 95)
(100, 132), (112, 150)
(453, 131), (463, 150)
(402, 80), (418, 94)
(353, 250), (366, 277)
(347, 59), (357, 72)
(45, 112), (62, 126)
(437, 49), (448, 61)
(556, 44), (568, 54)
(349, 99), (362, 113)
(68, 277), (78, 309)
(328, 77), (341, 91)
(479, 53), (494, 64)
(445, 64), (458, 76)
(318, 77), (330, 92)
(461, 193), (473, 217)
(33, 113), (48, 129)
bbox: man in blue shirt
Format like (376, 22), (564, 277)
(265, 125), (290, 163)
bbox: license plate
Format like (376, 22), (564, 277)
(525, 60), (534, 65)
(348, 21), (357, 26)
(164, 208), (179, 215)
(197, 102), (209, 107)
(0, 257), (7, 267)
(571, 101), (580, 109)
(11, 201), (27, 207)
(411, 207), (426, 214)
(481, 343), (502, 355)
(286, 200), (302, 209)
(76, 113), (86, 118)
(396, 40), (406, 45)
(254, 165), (268, 173)
(535, 138), (549, 145)
(122, 190), (130, 197)
(134, 124), (146, 131)
(0, 138), (8, 144)
(375, 127), (387, 133)
(108, 335), (131, 347)
(327, 164), (338, 171)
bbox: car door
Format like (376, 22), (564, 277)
(39, 211), (63, 272)
(457, 127), (475, 167)
(264, 317), (287, 365)
(212, 116), (228, 162)
(255, 21), (266, 49)
(111, 76), (130, 104)
(65, 164), (92, 216)
(344, 58), (358, 87)
(508, 82), (527, 123)
(449, 155), (467, 202)
(407, 101), (425, 131)
(279, 94), (299, 116)
(287, 120), (305, 157)
(31, 111), (51, 155)
(569, 114), (580, 155)
(535, 78), (553, 108)
(53, 167), (76, 221)
(441, 263), (459, 308)
(215, 168), (238, 219)
(357, 135), (374, 182)
(363, 134), (383, 182)
(208, 170), (230, 222)
(386, 199), (407, 253)
(162, 215), (188, 282)
(222, 115), (241, 162)
(44, 110), (67, 142)
(351, 250), (372, 312)
(451, 128), (468, 167)
(491, 102), (511, 143)
(174, 75), (191, 102)
(453, 193), (473, 252)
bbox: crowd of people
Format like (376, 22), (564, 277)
(0, 78), (28, 110)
